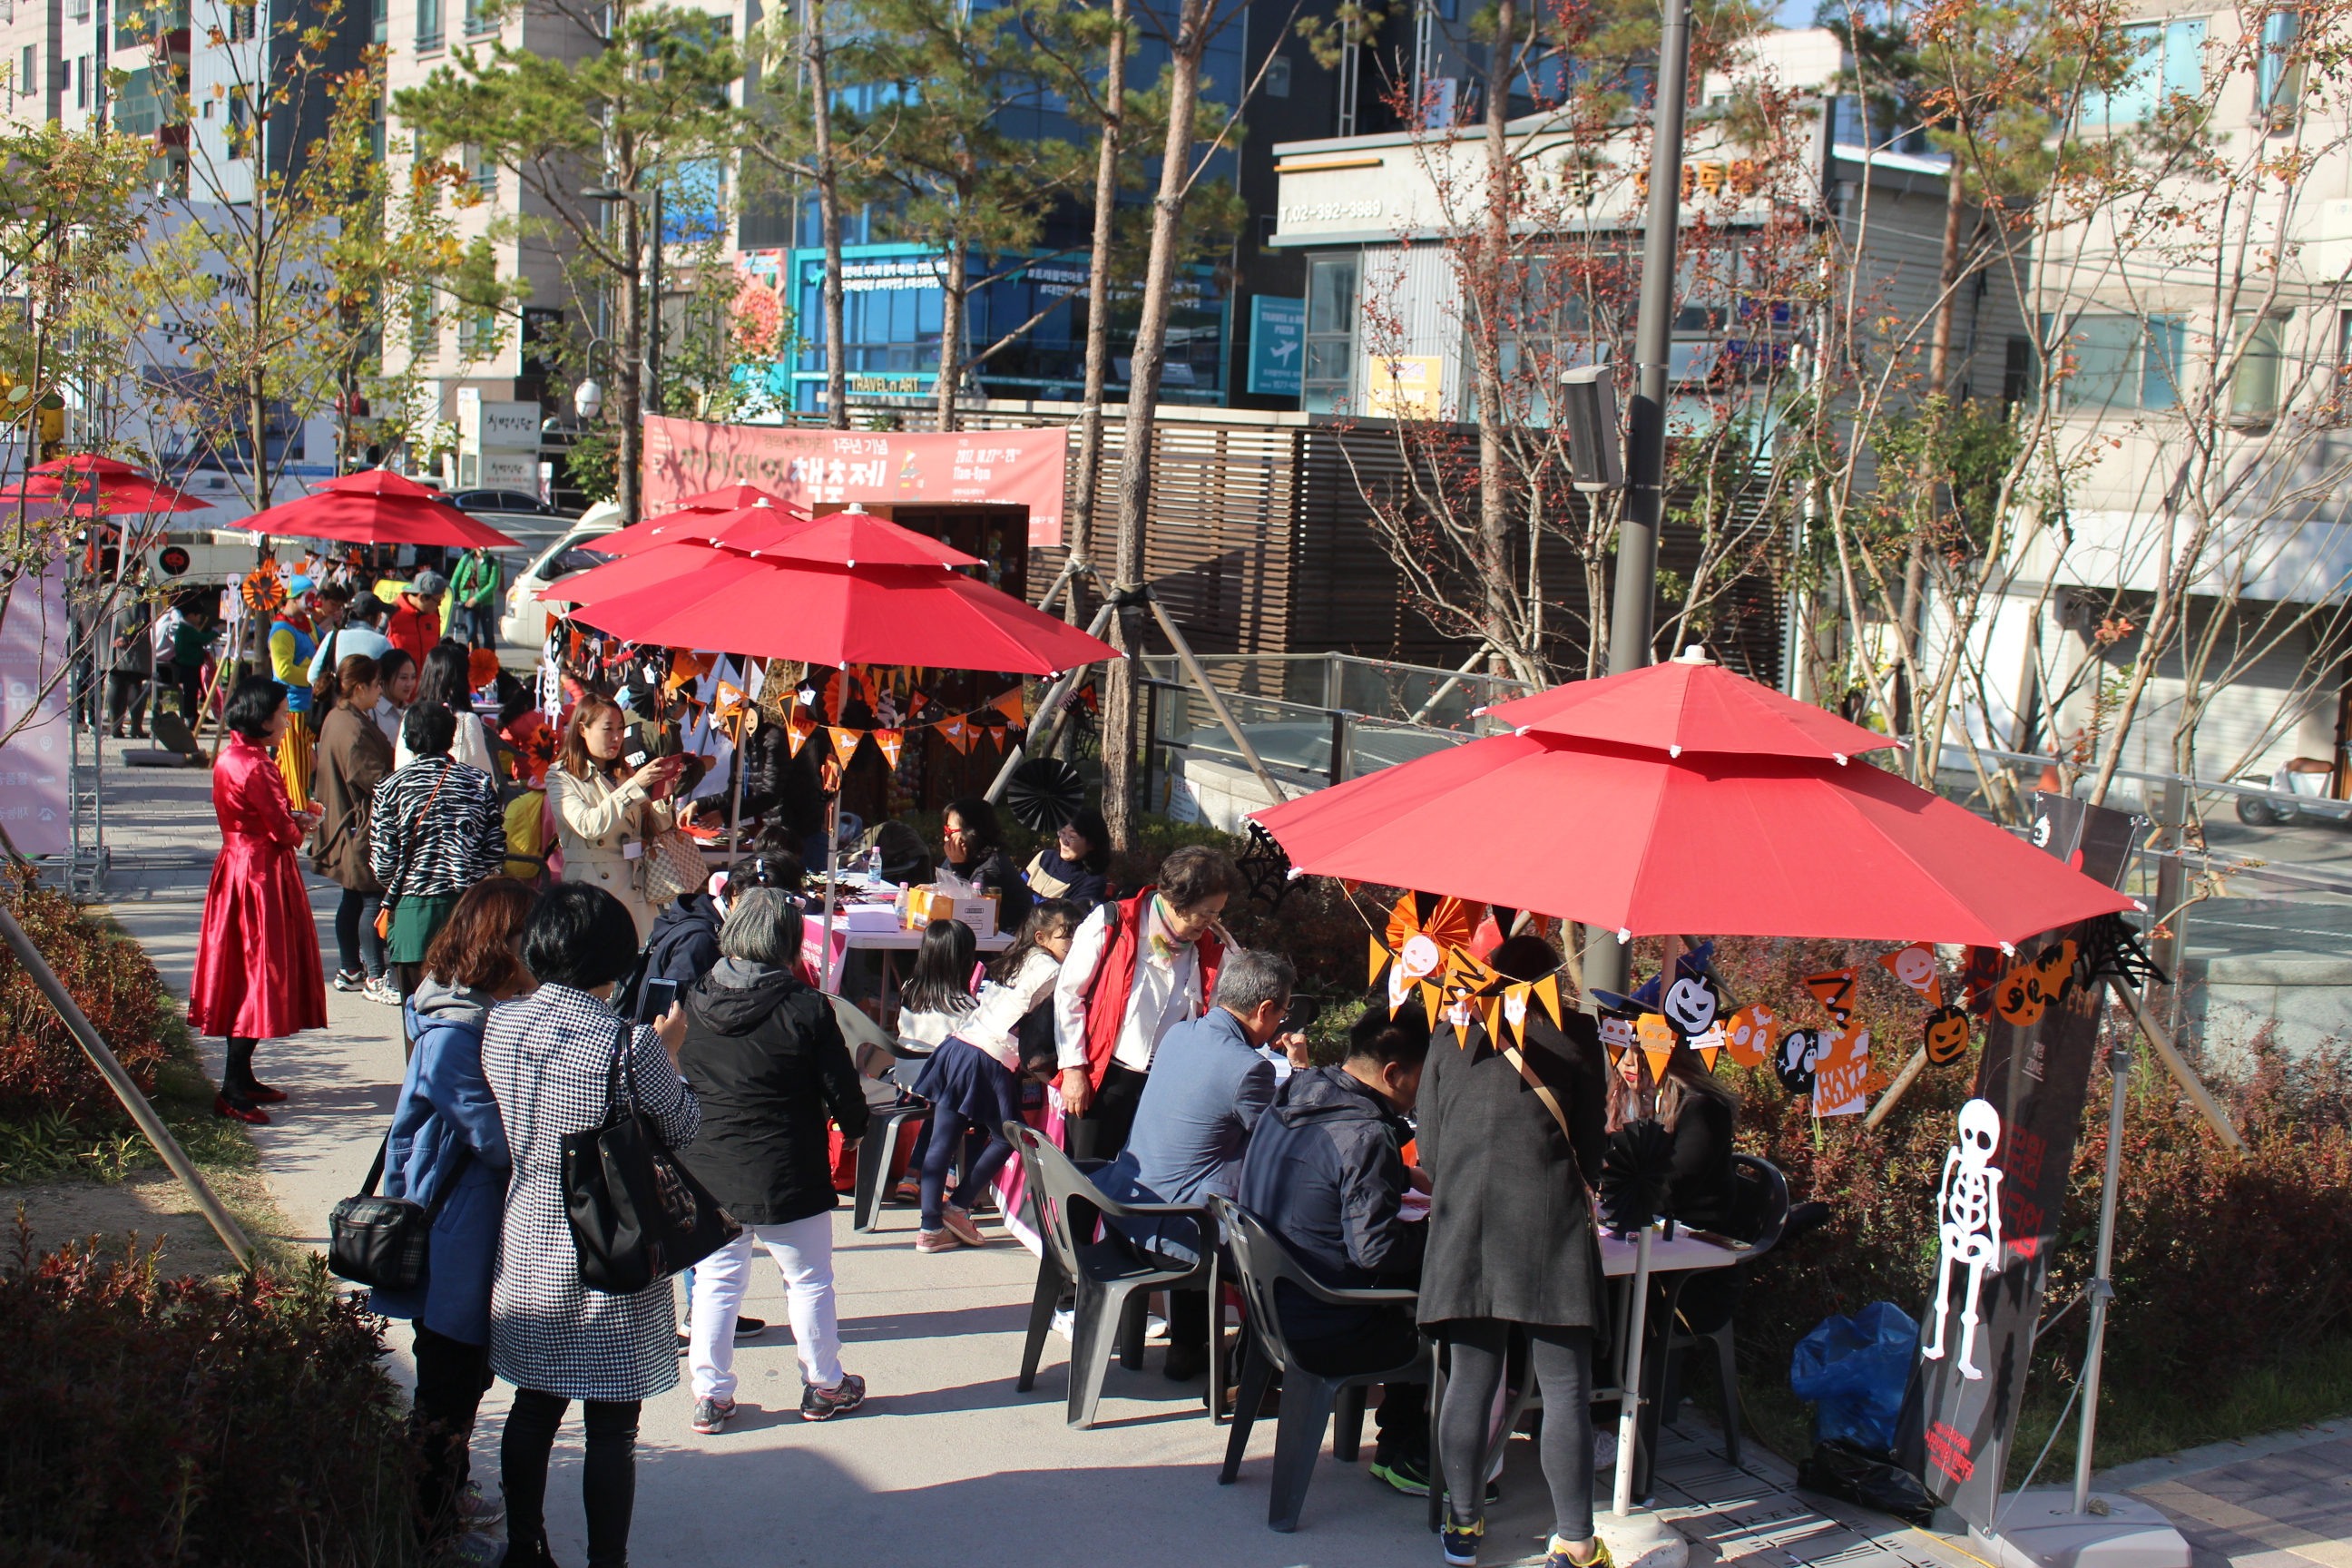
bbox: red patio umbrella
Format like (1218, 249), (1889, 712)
(567, 555), (1117, 675)
(670, 482), (793, 513)
(0, 476), (211, 514)
(537, 536), (747, 605)
(1249, 728), (2134, 950)
(244, 485), (522, 548)
(599, 496), (816, 557)
(32, 452), (145, 478)
(312, 469), (450, 501)
(1483, 650), (1897, 762)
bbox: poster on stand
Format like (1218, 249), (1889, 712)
(0, 564), (72, 856)
(1902, 796), (2143, 1525)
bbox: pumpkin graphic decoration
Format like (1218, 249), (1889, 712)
(1371, 890), (1485, 1023)
(1923, 1004), (1972, 1065)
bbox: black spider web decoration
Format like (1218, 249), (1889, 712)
(1238, 821), (1301, 914)
(2079, 912), (2170, 989)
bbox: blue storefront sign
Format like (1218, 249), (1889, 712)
(1248, 296), (1305, 397)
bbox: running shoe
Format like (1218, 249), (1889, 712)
(1546, 1536), (1614, 1568)
(1442, 1515), (1485, 1567)
(691, 1395), (736, 1434)
(915, 1229), (958, 1253)
(940, 1204), (987, 1247)
(1371, 1454), (1434, 1496)
(455, 1482), (505, 1526)
(800, 1372), (867, 1422)
(333, 968), (367, 993)
(365, 975), (401, 1005)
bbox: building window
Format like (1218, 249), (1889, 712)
(2086, 17), (2206, 125)
(2260, 8), (2301, 115)
(229, 3), (255, 39)
(469, 145), (495, 193)
(456, 309), (497, 362)
(114, 66), (160, 135)
(372, 0), (385, 41)
(75, 56), (88, 110)
(18, 46), (31, 100)
(417, 0), (443, 50)
(1303, 254), (1357, 415)
(465, 0), (495, 34)
(2058, 313), (2182, 412)
(227, 89), (253, 158)
(408, 292), (436, 358)
(1266, 54), (1291, 98)
(2230, 312), (2288, 422)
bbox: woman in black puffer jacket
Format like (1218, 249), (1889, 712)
(673, 889), (873, 1430)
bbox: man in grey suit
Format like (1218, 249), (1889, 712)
(1092, 948), (1303, 1380)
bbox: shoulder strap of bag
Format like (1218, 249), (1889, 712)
(359, 1133), (388, 1197)
(1485, 1023), (1579, 1147)
(383, 760), (453, 906)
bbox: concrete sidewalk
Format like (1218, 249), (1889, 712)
(83, 734), (1980, 1568)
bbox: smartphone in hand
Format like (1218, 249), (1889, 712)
(636, 976), (680, 1025)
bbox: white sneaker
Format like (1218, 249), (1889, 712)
(1051, 1305), (1074, 1340)
(365, 976), (400, 1005)
(1145, 1313), (1169, 1341)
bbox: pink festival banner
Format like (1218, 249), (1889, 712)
(0, 564), (73, 856)
(643, 415), (1068, 548)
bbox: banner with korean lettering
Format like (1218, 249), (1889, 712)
(1899, 797), (2141, 1526)
(0, 564), (73, 855)
(643, 416), (1067, 547)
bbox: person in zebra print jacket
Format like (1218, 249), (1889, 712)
(370, 701), (510, 1004)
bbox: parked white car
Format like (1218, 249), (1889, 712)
(499, 502), (622, 652)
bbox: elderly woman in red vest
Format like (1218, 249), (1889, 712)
(1051, 845), (1240, 1161)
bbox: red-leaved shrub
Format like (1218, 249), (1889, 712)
(0, 1222), (421, 1566)
(0, 870), (178, 1122)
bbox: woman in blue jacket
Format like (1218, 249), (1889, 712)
(374, 877), (538, 1548)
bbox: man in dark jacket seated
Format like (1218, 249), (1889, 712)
(1093, 948), (1293, 1380)
(1234, 1004), (1432, 1494)
(642, 850), (806, 992)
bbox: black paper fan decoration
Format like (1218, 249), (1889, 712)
(1004, 756), (1087, 832)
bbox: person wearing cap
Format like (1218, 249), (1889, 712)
(309, 591), (393, 686)
(388, 568), (449, 672)
(268, 579), (340, 809)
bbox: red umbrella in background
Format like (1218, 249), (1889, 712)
(0, 476), (211, 514)
(1482, 649), (1898, 762)
(245, 472), (521, 548)
(599, 495), (814, 557)
(32, 452), (145, 478)
(670, 483), (792, 513)
(556, 509), (1112, 674)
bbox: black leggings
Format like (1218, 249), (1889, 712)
(917, 1106), (1014, 1230)
(1065, 1060), (1148, 1163)
(333, 887), (386, 978)
(502, 1388), (642, 1568)
(221, 1036), (260, 1105)
(411, 1325), (493, 1544)
(1436, 1320), (1595, 1541)
(106, 671), (149, 732)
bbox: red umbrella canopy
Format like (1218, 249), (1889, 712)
(568, 556), (1119, 675)
(1250, 730), (2135, 949)
(32, 452), (144, 478)
(537, 538), (747, 604)
(314, 469), (450, 502)
(739, 509), (983, 568)
(1483, 650), (1896, 761)
(246, 489), (521, 548)
(0, 476), (211, 514)
(670, 483), (793, 513)
(601, 497), (813, 557)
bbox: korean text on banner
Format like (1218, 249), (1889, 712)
(643, 416), (1069, 548)
(0, 564), (72, 855)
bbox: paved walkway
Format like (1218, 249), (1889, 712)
(2107, 1421), (2352, 1568)
(76, 735), (1990, 1568)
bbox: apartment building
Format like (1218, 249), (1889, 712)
(1965, 3), (2352, 794)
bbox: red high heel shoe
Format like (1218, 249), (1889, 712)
(212, 1093), (270, 1125)
(244, 1083), (289, 1104)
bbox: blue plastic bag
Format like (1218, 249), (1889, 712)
(1789, 1302), (1919, 1452)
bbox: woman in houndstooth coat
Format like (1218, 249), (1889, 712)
(484, 885), (700, 1568)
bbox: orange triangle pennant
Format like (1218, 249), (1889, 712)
(1368, 934), (1391, 988)
(1638, 1013), (1678, 1084)
(875, 728), (904, 769)
(828, 727), (862, 769)
(995, 689), (1025, 727)
(1482, 993), (1504, 1044)
(938, 717), (972, 754)
(1533, 974), (1563, 1030)
(786, 709), (817, 758)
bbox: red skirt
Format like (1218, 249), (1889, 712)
(187, 832), (328, 1040)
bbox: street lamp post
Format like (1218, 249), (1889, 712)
(1584, 0), (1694, 1005)
(580, 184), (664, 415)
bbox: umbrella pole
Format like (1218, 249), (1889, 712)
(1612, 1224), (1655, 1517)
(983, 600), (1118, 805)
(818, 790), (839, 993)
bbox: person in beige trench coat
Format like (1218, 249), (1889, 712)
(548, 691), (693, 943)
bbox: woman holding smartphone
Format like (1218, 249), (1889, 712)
(549, 692), (695, 943)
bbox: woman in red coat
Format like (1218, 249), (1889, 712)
(189, 676), (328, 1123)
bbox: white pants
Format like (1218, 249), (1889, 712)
(689, 1214), (843, 1402)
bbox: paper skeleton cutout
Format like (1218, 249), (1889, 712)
(1922, 1098), (2005, 1382)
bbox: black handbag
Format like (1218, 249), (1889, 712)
(563, 1024), (740, 1294)
(328, 1135), (473, 1291)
